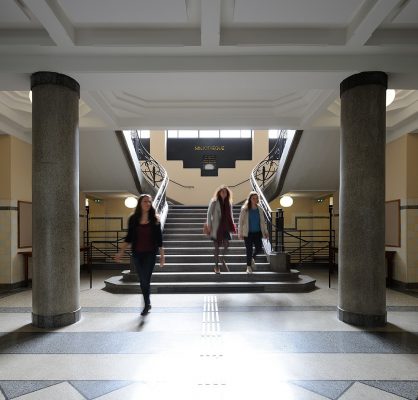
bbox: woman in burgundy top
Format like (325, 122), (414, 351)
(115, 194), (165, 316)
(205, 185), (236, 274)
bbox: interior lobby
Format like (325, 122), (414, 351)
(1, 1), (418, 399)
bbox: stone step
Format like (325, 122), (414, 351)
(169, 206), (242, 210)
(164, 240), (243, 247)
(165, 217), (211, 223)
(164, 222), (204, 228)
(104, 275), (316, 294)
(164, 233), (218, 240)
(166, 212), (241, 218)
(121, 269), (300, 282)
(121, 262), (272, 274)
(160, 254), (267, 263)
(164, 246), (246, 255)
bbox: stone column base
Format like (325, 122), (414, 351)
(269, 252), (290, 272)
(338, 307), (386, 327)
(32, 308), (81, 329)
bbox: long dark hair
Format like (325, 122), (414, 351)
(244, 191), (259, 209)
(212, 185), (233, 205)
(134, 194), (158, 224)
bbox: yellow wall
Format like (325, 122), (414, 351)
(150, 130), (268, 205)
(385, 134), (418, 284)
(0, 135), (11, 200)
(407, 134), (418, 198)
(386, 135), (407, 200)
(87, 198), (132, 232)
(270, 196), (314, 228)
(10, 136), (32, 202)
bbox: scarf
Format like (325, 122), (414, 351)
(217, 199), (236, 241)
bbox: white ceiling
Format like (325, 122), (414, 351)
(0, 0), (417, 196)
(0, 0), (417, 140)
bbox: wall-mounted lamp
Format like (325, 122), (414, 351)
(386, 89), (396, 107)
(29, 91), (32, 103)
(279, 195), (293, 208)
(124, 196), (138, 209)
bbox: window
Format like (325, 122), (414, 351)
(199, 130), (219, 138)
(178, 130), (198, 138)
(165, 130), (253, 138)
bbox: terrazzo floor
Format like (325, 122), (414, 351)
(0, 268), (417, 400)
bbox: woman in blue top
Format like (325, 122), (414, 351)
(238, 191), (269, 274)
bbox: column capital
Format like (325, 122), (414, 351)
(31, 71), (80, 97)
(340, 71), (387, 97)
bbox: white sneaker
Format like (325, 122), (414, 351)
(246, 266), (253, 274)
(251, 258), (256, 271)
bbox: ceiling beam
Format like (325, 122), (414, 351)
(23, 0), (75, 46)
(346, 0), (406, 47)
(201, 0), (221, 46)
(1, 54), (418, 75)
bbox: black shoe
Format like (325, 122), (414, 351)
(141, 304), (152, 316)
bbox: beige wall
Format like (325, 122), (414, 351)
(87, 198), (132, 232)
(270, 196), (314, 228)
(386, 135), (407, 201)
(150, 130), (268, 205)
(385, 134), (418, 284)
(407, 134), (418, 198)
(0, 135), (11, 200)
(10, 136), (32, 202)
(0, 135), (32, 284)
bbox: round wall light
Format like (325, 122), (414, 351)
(124, 196), (138, 209)
(279, 195), (293, 207)
(386, 89), (396, 107)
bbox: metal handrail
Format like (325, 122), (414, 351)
(252, 130), (287, 189)
(130, 130), (169, 227)
(131, 131), (168, 189)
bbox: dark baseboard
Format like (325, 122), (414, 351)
(0, 281), (30, 292)
(81, 263), (127, 271)
(389, 279), (418, 290)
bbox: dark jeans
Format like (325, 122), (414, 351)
(244, 231), (262, 266)
(132, 251), (156, 306)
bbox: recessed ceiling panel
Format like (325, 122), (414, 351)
(58, 0), (189, 26)
(233, 0), (363, 26)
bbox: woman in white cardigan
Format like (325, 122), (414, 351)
(206, 185), (236, 274)
(238, 191), (269, 274)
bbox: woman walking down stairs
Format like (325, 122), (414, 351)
(104, 205), (316, 293)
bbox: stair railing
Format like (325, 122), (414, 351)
(249, 130), (289, 254)
(253, 130), (288, 188)
(130, 130), (169, 227)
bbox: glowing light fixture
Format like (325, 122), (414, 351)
(386, 89), (396, 107)
(124, 196), (138, 209)
(279, 195), (293, 208)
(29, 91), (32, 103)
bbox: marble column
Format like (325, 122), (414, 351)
(31, 71), (81, 328)
(338, 71), (387, 327)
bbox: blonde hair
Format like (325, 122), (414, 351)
(212, 185), (233, 204)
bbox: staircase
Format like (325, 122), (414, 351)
(104, 205), (316, 293)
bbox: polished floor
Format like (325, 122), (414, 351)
(0, 268), (417, 400)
